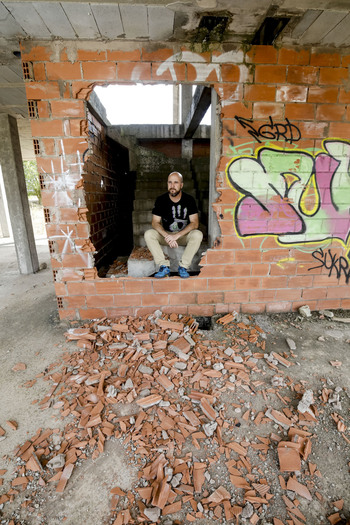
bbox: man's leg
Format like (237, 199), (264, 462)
(177, 229), (203, 269)
(144, 229), (169, 268)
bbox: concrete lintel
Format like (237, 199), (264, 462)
(0, 114), (39, 274)
(183, 86), (211, 139)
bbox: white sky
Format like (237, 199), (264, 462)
(94, 84), (211, 125)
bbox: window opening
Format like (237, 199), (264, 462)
(86, 83), (212, 278)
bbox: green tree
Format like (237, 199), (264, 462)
(23, 160), (42, 204)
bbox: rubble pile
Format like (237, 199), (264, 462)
(0, 311), (349, 525)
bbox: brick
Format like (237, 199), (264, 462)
(288, 276), (313, 288)
(287, 66), (318, 85)
(316, 104), (345, 121)
(255, 65), (286, 84)
(308, 86), (338, 103)
(124, 280), (152, 293)
(54, 282), (67, 295)
(244, 85), (276, 102)
(180, 278), (208, 292)
(197, 292), (224, 304)
(207, 278), (235, 291)
(221, 101), (253, 119)
(250, 289), (276, 302)
(141, 47), (175, 61)
(340, 298), (350, 308)
(316, 299), (341, 310)
(235, 250), (262, 263)
(69, 119), (86, 137)
(153, 62), (186, 82)
(169, 292), (196, 305)
(21, 44), (52, 61)
(235, 277), (261, 290)
(187, 62), (219, 83)
(58, 308), (76, 320)
(275, 288), (302, 301)
(329, 122), (350, 137)
(319, 67), (348, 85)
(327, 286), (350, 298)
(71, 81), (95, 99)
(153, 280), (180, 293)
(224, 290), (249, 303)
(107, 49), (141, 61)
(215, 303), (231, 314)
(37, 101), (50, 118)
(310, 52), (341, 67)
(82, 62), (117, 81)
(142, 294), (169, 306)
(86, 294), (114, 307)
(260, 276), (288, 288)
(67, 282), (95, 295)
(246, 46), (278, 64)
(221, 64), (241, 82)
(33, 63), (46, 81)
(223, 264), (251, 277)
(42, 138), (56, 155)
(278, 48), (310, 66)
(276, 85), (307, 102)
(285, 103), (315, 121)
(188, 305), (214, 316)
(253, 102), (283, 119)
(114, 295), (142, 307)
(297, 121), (328, 139)
(200, 265), (225, 278)
(66, 295), (86, 307)
(301, 288), (327, 300)
(31, 120), (63, 137)
(266, 301), (292, 313)
(242, 303), (265, 314)
(60, 138), (88, 155)
(61, 253), (88, 267)
(206, 250), (235, 265)
(25, 82), (60, 99)
(80, 308), (106, 319)
(251, 263), (270, 276)
(312, 275), (341, 287)
(77, 50), (107, 61)
(50, 100), (85, 118)
(117, 62), (151, 81)
(46, 62), (82, 80)
(95, 281), (124, 294)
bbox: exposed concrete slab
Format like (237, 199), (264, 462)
(90, 3), (124, 39)
(148, 5), (174, 40)
(32, 2), (76, 38)
(119, 4), (148, 39)
(62, 2), (100, 38)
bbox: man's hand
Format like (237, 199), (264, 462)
(164, 232), (179, 248)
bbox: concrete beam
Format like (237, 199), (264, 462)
(0, 114), (39, 273)
(183, 86), (211, 139)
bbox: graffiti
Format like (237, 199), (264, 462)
(235, 116), (301, 144)
(309, 248), (350, 283)
(51, 226), (92, 267)
(156, 50), (247, 83)
(226, 139), (350, 251)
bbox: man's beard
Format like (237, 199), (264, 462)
(169, 189), (181, 197)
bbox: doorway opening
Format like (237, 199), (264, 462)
(86, 83), (215, 278)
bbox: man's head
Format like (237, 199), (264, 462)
(168, 172), (183, 199)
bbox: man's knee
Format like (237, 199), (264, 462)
(188, 229), (203, 245)
(144, 229), (157, 243)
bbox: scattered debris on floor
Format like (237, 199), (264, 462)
(0, 311), (349, 524)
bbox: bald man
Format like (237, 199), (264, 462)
(144, 172), (203, 278)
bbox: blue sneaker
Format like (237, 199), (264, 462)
(178, 266), (190, 278)
(154, 265), (170, 278)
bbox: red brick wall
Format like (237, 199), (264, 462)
(21, 42), (350, 320)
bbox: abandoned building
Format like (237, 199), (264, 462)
(0, 0), (350, 321)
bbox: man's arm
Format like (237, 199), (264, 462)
(152, 213), (199, 248)
(168, 213), (199, 241)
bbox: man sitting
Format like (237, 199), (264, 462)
(144, 171), (203, 278)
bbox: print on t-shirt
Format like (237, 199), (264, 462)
(169, 205), (188, 232)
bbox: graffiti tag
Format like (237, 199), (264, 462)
(226, 139), (350, 249)
(235, 116), (301, 144)
(309, 248), (350, 283)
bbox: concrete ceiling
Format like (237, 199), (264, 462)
(1, 0), (350, 159)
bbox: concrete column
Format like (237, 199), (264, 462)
(181, 85), (192, 124)
(208, 88), (221, 247)
(0, 114), (39, 273)
(173, 84), (180, 124)
(0, 175), (10, 237)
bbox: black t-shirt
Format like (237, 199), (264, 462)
(152, 192), (198, 233)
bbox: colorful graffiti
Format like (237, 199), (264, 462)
(226, 139), (350, 249)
